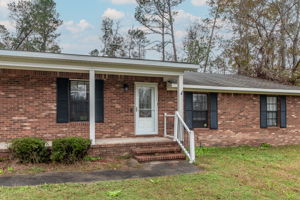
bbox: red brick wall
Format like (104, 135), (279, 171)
(0, 69), (177, 142)
(195, 93), (300, 147)
(2, 69), (300, 147)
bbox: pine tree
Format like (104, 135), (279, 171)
(0, 0), (62, 52)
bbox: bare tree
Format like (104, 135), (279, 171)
(135, 0), (168, 61)
(126, 28), (149, 59)
(214, 0), (300, 84)
(100, 17), (126, 57)
(135, 0), (183, 61)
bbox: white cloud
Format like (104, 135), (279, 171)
(175, 30), (186, 40)
(102, 8), (125, 20)
(63, 19), (93, 33)
(175, 10), (202, 23)
(60, 40), (99, 55)
(109, 0), (136, 5)
(191, 0), (208, 6)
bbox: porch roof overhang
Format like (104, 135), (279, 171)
(0, 50), (198, 77)
(167, 83), (300, 96)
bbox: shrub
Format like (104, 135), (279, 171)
(51, 137), (91, 164)
(10, 137), (49, 163)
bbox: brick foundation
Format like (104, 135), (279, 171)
(0, 149), (9, 158)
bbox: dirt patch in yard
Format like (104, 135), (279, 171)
(0, 156), (141, 176)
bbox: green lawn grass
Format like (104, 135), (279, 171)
(1, 145), (300, 200)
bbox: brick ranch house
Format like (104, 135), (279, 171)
(1, 50), (300, 162)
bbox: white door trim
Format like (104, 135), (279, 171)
(134, 82), (158, 135)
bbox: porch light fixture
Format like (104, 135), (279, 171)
(123, 83), (129, 91)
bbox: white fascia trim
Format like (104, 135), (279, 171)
(0, 50), (199, 70)
(0, 61), (184, 76)
(169, 83), (300, 94)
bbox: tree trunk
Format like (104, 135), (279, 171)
(203, 3), (219, 72)
(162, 16), (165, 61)
(167, 0), (177, 62)
(279, 0), (287, 70)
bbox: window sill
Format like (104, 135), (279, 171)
(193, 128), (210, 130)
(265, 127), (281, 130)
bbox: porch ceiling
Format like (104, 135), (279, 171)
(0, 50), (198, 77)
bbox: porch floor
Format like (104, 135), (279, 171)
(95, 137), (172, 145)
(0, 137), (172, 150)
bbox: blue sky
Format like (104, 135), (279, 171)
(0, 0), (211, 57)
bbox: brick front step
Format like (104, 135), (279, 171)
(132, 146), (182, 155)
(134, 153), (186, 162)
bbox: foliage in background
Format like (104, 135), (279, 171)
(0, 0), (62, 53)
(125, 28), (149, 59)
(99, 17), (126, 58)
(214, 0), (300, 83)
(135, 0), (183, 62)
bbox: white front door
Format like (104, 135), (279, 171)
(135, 83), (158, 135)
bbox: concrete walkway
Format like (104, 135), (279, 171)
(0, 160), (200, 187)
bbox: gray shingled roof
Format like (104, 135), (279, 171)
(184, 72), (300, 91)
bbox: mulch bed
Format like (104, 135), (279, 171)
(0, 157), (139, 176)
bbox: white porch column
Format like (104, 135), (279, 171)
(89, 69), (96, 145)
(177, 74), (184, 117)
(177, 75), (184, 141)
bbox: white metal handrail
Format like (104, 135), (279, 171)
(164, 111), (196, 163)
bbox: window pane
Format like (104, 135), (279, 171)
(267, 111), (277, 126)
(193, 111), (207, 121)
(139, 87), (152, 109)
(70, 81), (89, 101)
(70, 80), (89, 122)
(139, 110), (151, 118)
(192, 111), (208, 128)
(267, 97), (277, 111)
(266, 96), (278, 127)
(192, 94), (208, 128)
(193, 94), (207, 111)
(139, 87), (153, 118)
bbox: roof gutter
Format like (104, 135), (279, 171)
(0, 50), (199, 71)
(168, 83), (300, 95)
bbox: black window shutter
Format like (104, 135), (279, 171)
(260, 95), (267, 128)
(210, 93), (218, 129)
(95, 79), (104, 123)
(184, 92), (193, 129)
(57, 78), (69, 123)
(280, 96), (286, 128)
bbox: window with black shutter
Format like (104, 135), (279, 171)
(192, 94), (208, 128)
(69, 80), (89, 122)
(260, 95), (286, 128)
(184, 92), (216, 129)
(266, 96), (278, 127)
(56, 78), (104, 123)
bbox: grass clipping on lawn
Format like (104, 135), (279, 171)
(1, 145), (300, 200)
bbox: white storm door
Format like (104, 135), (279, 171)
(135, 83), (158, 135)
